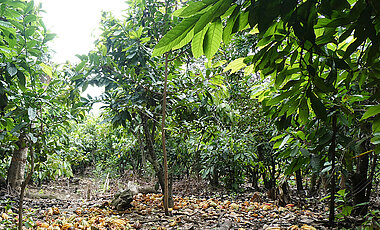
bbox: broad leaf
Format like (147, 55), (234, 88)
(308, 92), (327, 120)
(192, 25), (209, 58)
(194, 0), (233, 34)
(203, 17), (223, 59)
(40, 63), (53, 77)
(153, 15), (199, 56)
(298, 98), (309, 124)
(224, 57), (246, 73)
(361, 104), (380, 121)
(6, 63), (17, 76)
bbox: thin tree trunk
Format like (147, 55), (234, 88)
(328, 113), (337, 226)
(7, 135), (28, 192)
(352, 152), (370, 216)
(296, 169), (304, 192)
(161, 52), (170, 216)
(18, 139), (34, 230)
(366, 154), (376, 201)
(194, 131), (204, 182)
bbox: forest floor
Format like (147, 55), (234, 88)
(0, 172), (379, 229)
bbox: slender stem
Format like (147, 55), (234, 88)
(329, 112), (337, 226)
(161, 52), (169, 215)
(18, 139), (34, 230)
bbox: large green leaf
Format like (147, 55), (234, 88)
(266, 88), (298, 106)
(192, 25), (209, 58)
(308, 92), (327, 120)
(17, 71), (26, 91)
(153, 15), (199, 56)
(298, 98), (309, 124)
(361, 104), (380, 121)
(194, 0), (233, 34)
(0, 20), (13, 28)
(173, 1), (208, 18)
(6, 63), (17, 76)
(224, 57), (246, 73)
(203, 17), (223, 59)
(40, 63), (53, 77)
(223, 5), (240, 44)
(173, 28), (195, 50)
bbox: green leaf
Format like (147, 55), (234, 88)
(75, 61), (86, 72)
(173, 28), (195, 50)
(308, 92), (327, 120)
(223, 5), (240, 44)
(373, 115), (380, 133)
(270, 133), (286, 142)
(360, 104), (380, 121)
(28, 107), (37, 120)
(40, 63), (52, 77)
(192, 25), (209, 58)
(194, 0), (233, 34)
(274, 134), (292, 149)
(298, 98), (309, 124)
(343, 36), (365, 60)
(0, 20), (13, 28)
(44, 33), (56, 42)
(17, 71), (26, 91)
(203, 17), (223, 59)
(290, 50), (298, 65)
(153, 15), (199, 56)
(24, 14), (37, 24)
(275, 68), (287, 88)
(267, 89), (297, 106)
(6, 63), (17, 76)
(224, 57), (246, 73)
(71, 74), (83, 81)
(174, 1), (208, 18)
(313, 76), (336, 93)
(370, 133), (380, 145)
(233, 11), (249, 33)
(25, 27), (36, 36)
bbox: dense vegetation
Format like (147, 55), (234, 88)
(0, 0), (379, 229)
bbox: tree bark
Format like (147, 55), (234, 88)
(296, 169), (304, 192)
(18, 139), (34, 230)
(328, 113), (337, 226)
(352, 153), (370, 216)
(7, 135), (28, 192)
(351, 123), (372, 217)
(161, 52), (170, 215)
(141, 111), (173, 208)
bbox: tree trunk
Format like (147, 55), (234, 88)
(328, 113), (337, 226)
(210, 169), (219, 187)
(309, 174), (318, 197)
(351, 153), (369, 216)
(296, 169), (304, 192)
(7, 135), (28, 192)
(141, 112), (173, 208)
(352, 124), (372, 217)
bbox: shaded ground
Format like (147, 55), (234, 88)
(0, 174), (379, 229)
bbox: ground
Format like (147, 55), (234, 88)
(0, 173), (378, 229)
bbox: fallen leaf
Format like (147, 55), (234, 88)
(1, 213), (8, 220)
(300, 224), (316, 230)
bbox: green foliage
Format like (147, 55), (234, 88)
(0, 0), (85, 185)
(61, 116), (137, 177)
(335, 189), (353, 220)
